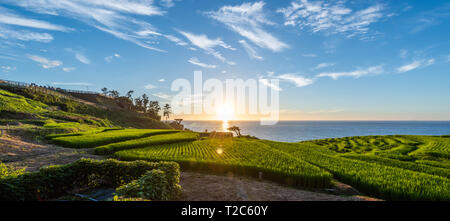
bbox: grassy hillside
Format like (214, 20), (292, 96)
(0, 85), (169, 129)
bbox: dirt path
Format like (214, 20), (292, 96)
(0, 134), (103, 171)
(1, 134), (379, 201)
(178, 172), (379, 201)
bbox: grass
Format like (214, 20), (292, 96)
(342, 154), (450, 179)
(95, 131), (199, 155)
(50, 129), (177, 148)
(110, 134), (450, 200)
(261, 140), (450, 201)
(0, 89), (47, 114)
(115, 138), (332, 188)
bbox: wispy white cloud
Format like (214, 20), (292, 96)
(75, 52), (90, 64)
(239, 39), (263, 60)
(206, 1), (288, 52)
(145, 83), (157, 89)
(152, 92), (171, 100)
(159, 78), (165, 82)
(1, 65), (16, 73)
(160, 0), (175, 8)
(313, 62), (335, 70)
(27, 54), (62, 69)
(317, 65), (384, 80)
(62, 67), (76, 72)
(4, 0), (170, 51)
(179, 31), (235, 65)
(277, 73), (315, 87)
(188, 57), (217, 69)
(259, 78), (282, 91)
(0, 26), (53, 42)
(397, 59), (435, 73)
(0, 6), (71, 31)
(105, 53), (121, 63)
(163, 34), (188, 46)
(277, 0), (386, 39)
(178, 31), (235, 51)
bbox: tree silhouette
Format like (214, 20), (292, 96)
(163, 104), (172, 121)
(148, 100), (161, 116)
(227, 126), (241, 137)
(126, 90), (134, 100)
(101, 87), (108, 95)
(109, 90), (120, 98)
(142, 94), (149, 113)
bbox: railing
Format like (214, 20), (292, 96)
(0, 79), (100, 95)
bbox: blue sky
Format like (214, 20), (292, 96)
(0, 0), (449, 120)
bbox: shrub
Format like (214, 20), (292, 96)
(116, 169), (176, 200)
(0, 159), (180, 201)
(0, 162), (25, 178)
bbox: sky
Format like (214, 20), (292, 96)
(0, 0), (449, 121)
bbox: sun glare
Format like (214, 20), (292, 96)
(216, 103), (234, 132)
(216, 103), (235, 122)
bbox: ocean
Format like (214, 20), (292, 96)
(182, 121), (450, 142)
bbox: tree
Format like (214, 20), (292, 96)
(227, 126), (241, 137)
(148, 101), (161, 116)
(101, 87), (108, 95)
(163, 104), (172, 121)
(142, 94), (149, 113)
(126, 90), (134, 100)
(170, 118), (184, 130)
(109, 90), (120, 98)
(134, 96), (143, 111)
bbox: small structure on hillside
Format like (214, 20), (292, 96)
(199, 131), (233, 139)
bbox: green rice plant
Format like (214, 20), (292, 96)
(416, 160), (450, 170)
(95, 132), (199, 155)
(343, 154), (450, 178)
(262, 140), (450, 201)
(51, 129), (177, 148)
(115, 138), (332, 188)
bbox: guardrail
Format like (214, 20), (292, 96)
(0, 79), (99, 95)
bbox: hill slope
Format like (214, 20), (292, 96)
(0, 84), (169, 130)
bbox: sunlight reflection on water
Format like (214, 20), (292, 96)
(222, 120), (229, 132)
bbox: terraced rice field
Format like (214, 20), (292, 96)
(49, 128), (450, 200)
(115, 138), (332, 188)
(50, 128), (177, 148)
(261, 140), (450, 200)
(94, 132), (199, 155)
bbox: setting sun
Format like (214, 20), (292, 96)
(216, 103), (235, 122)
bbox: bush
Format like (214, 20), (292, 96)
(0, 162), (25, 178)
(0, 159), (180, 201)
(116, 169), (177, 200)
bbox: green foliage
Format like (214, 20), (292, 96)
(115, 138), (332, 188)
(0, 162), (25, 178)
(116, 169), (178, 200)
(95, 131), (198, 155)
(50, 129), (177, 148)
(0, 86), (169, 130)
(343, 154), (450, 179)
(0, 159), (180, 201)
(0, 89), (47, 114)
